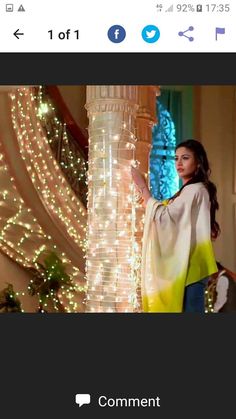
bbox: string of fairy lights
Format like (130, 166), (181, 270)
(204, 286), (215, 313)
(0, 144), (38, 267)
(11, 88), (87, 245)
(0, 86), (88, 312)
(85, 92), (142, 312)
(0, 85), (146, 313)
(36, 86), (88, 206)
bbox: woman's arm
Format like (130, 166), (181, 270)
(131, 166), (151, 206)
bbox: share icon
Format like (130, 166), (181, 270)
(178, 26), (194, 41)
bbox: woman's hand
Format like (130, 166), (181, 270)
(136, 195), (144, 205)
(131, 165), (151, 206)
(131, 166), (147, 189)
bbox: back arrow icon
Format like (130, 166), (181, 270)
(14, 29), (24, 39)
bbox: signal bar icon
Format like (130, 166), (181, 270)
(165, 4), (174, 12)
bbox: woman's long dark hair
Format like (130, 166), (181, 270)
(175, 139), (220, 240)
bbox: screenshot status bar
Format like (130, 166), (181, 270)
(0, 1), (235, 51)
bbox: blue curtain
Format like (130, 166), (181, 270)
(150, 90), (182, 200)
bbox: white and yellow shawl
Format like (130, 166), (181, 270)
(141, 182), (217, 312)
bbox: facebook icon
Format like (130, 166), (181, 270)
(108, 25), (126, 43)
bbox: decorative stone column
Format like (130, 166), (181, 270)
(136, 86), (160, 173)
(85, 86), (139, 312)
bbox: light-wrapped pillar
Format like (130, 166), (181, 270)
(85, 86), (139, 312)
(134, 86), (159, 306)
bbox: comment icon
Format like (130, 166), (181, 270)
(75, 393), (91, 407)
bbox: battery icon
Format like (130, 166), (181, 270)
(196, 4), (202, 12)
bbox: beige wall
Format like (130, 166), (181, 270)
(200, 86), (236, 271)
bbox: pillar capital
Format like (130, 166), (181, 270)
(86, 86), (139, 114)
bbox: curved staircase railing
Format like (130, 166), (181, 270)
(35, 86), (88, 207)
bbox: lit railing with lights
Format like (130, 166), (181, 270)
(0, 86), (88, 312)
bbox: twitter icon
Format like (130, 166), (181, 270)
(142, 25), (160, 43)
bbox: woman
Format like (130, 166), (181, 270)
(131, 139), (220, 313)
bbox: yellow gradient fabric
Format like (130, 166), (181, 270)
(141, 183), (217, 312)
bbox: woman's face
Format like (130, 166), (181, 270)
(175, 147), (198, 184)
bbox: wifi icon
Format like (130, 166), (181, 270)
(165, 4), (174, 12)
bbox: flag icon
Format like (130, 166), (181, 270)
(215, 27), (225, 41)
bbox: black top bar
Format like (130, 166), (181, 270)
(0, 53), (235, 84)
